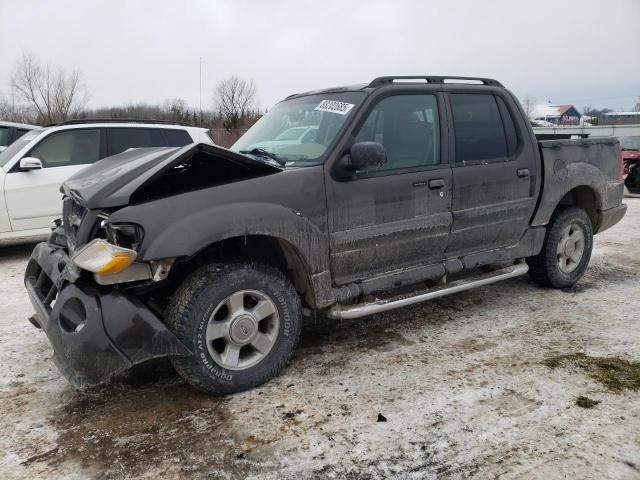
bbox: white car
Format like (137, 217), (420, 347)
(0, 121), (39, 152)
(0, 120), (213, 241)
(252, 125), (318, 151)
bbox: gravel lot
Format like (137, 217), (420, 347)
(1, 199), (639, 480)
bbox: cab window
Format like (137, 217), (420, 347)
(355, 94), (440, 170)
(450, 94), (510, 162)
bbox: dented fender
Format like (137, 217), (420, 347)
(109, 165), (331, 273)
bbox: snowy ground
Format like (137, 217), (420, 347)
(1, 199), (639, 480)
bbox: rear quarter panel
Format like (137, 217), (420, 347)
(531, 137), (624, 227)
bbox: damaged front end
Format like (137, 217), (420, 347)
(24, 238), (191, 388)
(24, 143), (287, 388)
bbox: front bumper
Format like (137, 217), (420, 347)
(24, 242), (190, 388)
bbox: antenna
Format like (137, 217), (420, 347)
(199, 57), (203, 127)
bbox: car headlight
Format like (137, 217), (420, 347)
(102, 222), (144, 251)
(71, 239), (137, 273)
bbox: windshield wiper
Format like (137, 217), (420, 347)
(240, 148), (287, 166)
(622, 148), (640, 152)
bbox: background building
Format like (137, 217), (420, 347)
(531, 103), (582, 125)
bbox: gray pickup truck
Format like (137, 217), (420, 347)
(24, 76), (627, 394)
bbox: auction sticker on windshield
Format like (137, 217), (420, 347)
(314, 100), (355, 116)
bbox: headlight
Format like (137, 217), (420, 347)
(103, 223), (144, 251)
(71, 239), (137, 273)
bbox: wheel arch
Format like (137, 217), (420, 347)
(531, 159), (606, 232)
(176, 234), (318, 309)
(556, 185), (601, 231)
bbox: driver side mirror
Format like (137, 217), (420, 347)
(342, 142), (386, 173)
(19, 157), (43, 171)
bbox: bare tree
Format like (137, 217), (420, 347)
(0, 89), (33, 123)
(213, 76), (257, 132)
(10, 52), (88, 124)
(634, 96), (640, 112)
(163, 98), (192, 123)
(521, 96), (537, 118)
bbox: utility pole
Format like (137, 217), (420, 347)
(199, 56), (203, 127)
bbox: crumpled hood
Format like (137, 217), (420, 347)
(62, 143), (281, 209)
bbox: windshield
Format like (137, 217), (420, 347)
(0, 130), (43, 168)
(231, 92), (365, 162)
(620, 136), (640, 151)
(275, 127), (309, 141)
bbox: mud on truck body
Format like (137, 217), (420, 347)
(25, 76), (627, 394)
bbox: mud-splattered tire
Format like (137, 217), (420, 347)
(166, 262), (301, 395)
(527, 207), (593, 289)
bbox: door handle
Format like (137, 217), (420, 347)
(428, 178), (445, 189)
(412, 181), (428, 188)
(517, 168), (530, 178)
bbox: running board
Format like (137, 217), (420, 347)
(326, 262), (529, 320)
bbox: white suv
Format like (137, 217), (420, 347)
(0, 120), (213, 241)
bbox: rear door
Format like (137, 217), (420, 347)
(445, 88), (537, 255)
(4, 128), (103, 231)
(326, 90), (452, 284)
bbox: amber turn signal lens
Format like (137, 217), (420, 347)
(71, 239), (137, 274)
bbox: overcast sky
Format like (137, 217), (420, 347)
(1, 0), (639, 112)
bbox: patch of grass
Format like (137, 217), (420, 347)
(575, 396), (601, 409)
(543, 352), (640, 393)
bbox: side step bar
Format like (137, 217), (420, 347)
(326, 262), (529, 320)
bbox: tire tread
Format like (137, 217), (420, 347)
(166, 262), (301, 394)
(527, 206), (593, 289)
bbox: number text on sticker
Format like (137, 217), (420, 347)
(314, 100), (355, 116)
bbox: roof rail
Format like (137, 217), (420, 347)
(51, 118), (193, 127)
(368, 76), (503, 88)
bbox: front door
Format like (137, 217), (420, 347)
(4, 128), (101, 231)
(326, 92), (452, 285)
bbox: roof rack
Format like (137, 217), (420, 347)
(367, 76), (503, 88)
(50, 118), (193, 127)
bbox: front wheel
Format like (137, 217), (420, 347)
(166, 262), (302, 395)
(527, 206), (593, 289)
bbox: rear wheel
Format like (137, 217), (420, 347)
(527, 207), (593, 289)
(167, 262), (302, 394)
